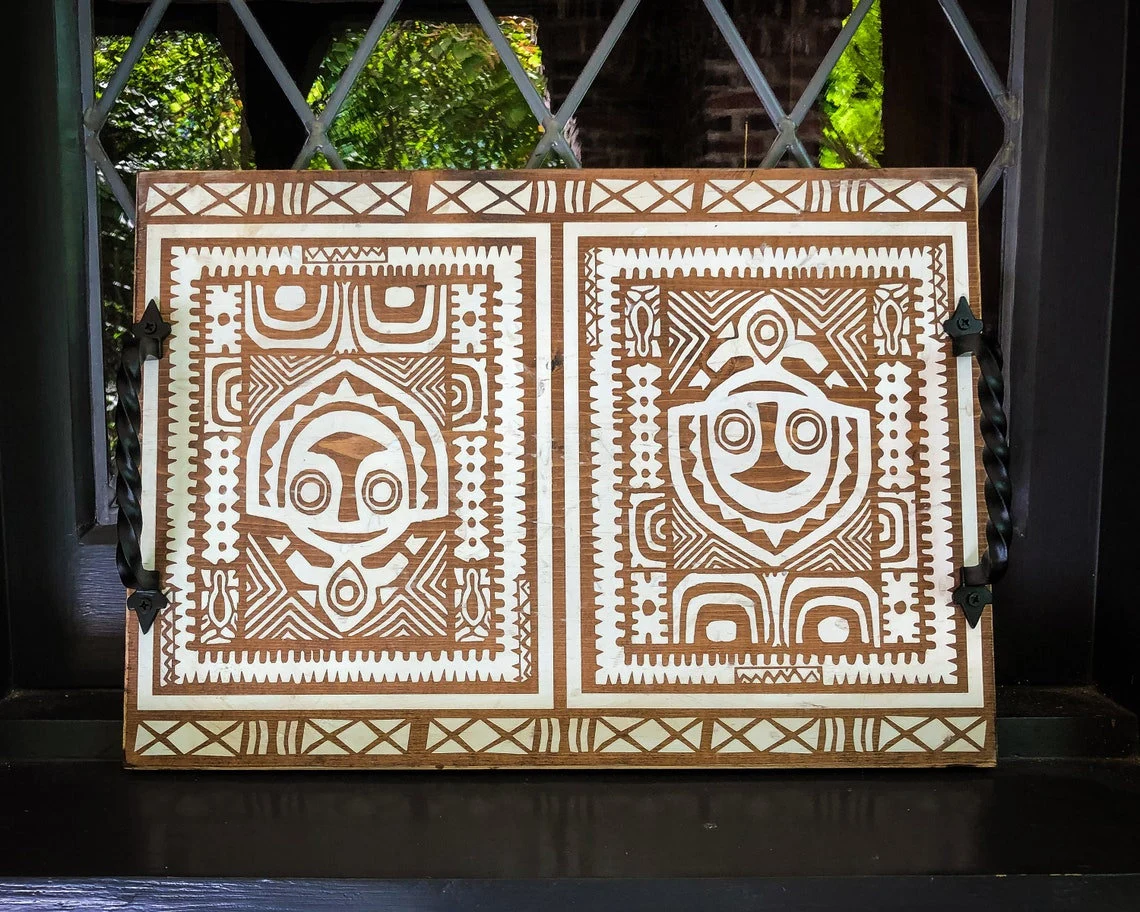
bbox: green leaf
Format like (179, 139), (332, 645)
(820, 0), (884, 169)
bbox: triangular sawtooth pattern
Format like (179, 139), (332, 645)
(360, 355), (449, 427)
(666, 288), (766, 391)
(357, 534), (450, 639)
(736, 667), (823, 685)
(247, 355), (336, 423)
(242, 536), (339, 641)
(672, 499), (755, 570)
(769, 286), (871, 389)
(785, 501), (874, 572)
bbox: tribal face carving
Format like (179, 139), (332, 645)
(247, 363), (447, 630)
(669, 298), (871, 563)
(697, 393), (836, 521)
(275, 399), (429, 551)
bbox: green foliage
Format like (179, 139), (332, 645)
(308, 18), (549, 169)
(93, 21), (551, 450)
(819, 0), (884, 168)
(94, 32), (245, 440)
(95, 32), (244, 174)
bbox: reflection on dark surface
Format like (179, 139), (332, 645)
(4, 762), (1140, 877)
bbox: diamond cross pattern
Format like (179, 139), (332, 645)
(81, 0), (409, 219)
(426, 718), (538, 754)
(300, 719), (411, 755)
(80, 0), (1024, 535)
(877, 715), (988, 753)
(134, 719), (245, 757)
(703, 0), (1017, 204)
(82, 0), (1021, 209)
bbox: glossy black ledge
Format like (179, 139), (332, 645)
(1, 688), (1138, 907)
(4, 685), (1136, 763)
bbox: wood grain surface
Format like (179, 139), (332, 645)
(124, 168), (993, 769)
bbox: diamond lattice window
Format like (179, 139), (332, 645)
(79, 0), (1023, 522)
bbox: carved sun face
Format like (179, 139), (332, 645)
(249, 370), (448, 562)
(281, 408), (417, 548)
(245, 367), (449, 632)
(668, 297), (871, 560)
(698, 388), (838, 522)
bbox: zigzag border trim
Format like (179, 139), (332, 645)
(125, 711), (990, 765)
(141, 174), (972, 220)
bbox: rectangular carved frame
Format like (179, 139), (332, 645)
(125, 168), (993, 768)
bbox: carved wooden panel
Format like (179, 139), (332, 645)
(125, 169), (993, 768)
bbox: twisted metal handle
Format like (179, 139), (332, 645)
(114, 300), (171, 633)
(944, 296), (1012, 627)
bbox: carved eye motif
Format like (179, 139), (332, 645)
(362, 469), (403, 516)
(714, 409), (757, 455)
(290, 470), (331, 515)
(786, 408), (827, 455)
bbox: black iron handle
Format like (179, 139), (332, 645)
(943, 296), (1012, 627)
(114, 299), (171, 634)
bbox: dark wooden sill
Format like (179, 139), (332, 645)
(3, 684), (1137, 762)
(0, 759), (1139, 908)
(0, 875), (1139, 911)
(1, 686), (1137, 908)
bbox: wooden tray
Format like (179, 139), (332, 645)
(124, 168), (993, 768)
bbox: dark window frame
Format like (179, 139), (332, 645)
(0, 0), (1130, 705)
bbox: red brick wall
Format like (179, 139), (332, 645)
(536, 0), (847, 168)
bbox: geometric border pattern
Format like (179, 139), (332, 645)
(155, 238), (538, 689)
(126, 167), (993, 769)
(127, 713), (987, 763)
(573, 239), (959, 696)
(142, 175), (971, 220)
